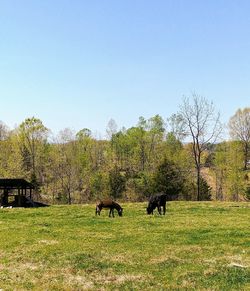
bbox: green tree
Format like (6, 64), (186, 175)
(0, 133), (23, 178)
(18, 117), (48, 186)
(109, 166), (126, 199)
(133, 119), (148, 171)
(199, 177), (212, 201)
(245, 186), (250, 200)
(152, 159), (184, 199)
(226, 141), (245, 201)
(213, 141), (246, 201)
(147, 115), (165, 170)
(164, 132), (183, 161)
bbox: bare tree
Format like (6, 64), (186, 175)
(228, 108), (250, 170)
(0, 121), (9, 141)
(179, 93), (222, 200)
(167, 113), (187, 141)
(55, 128), (78, 204)
(106, 119), (118, 140)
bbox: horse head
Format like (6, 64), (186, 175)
(146, 205), (154, 214)
(118, 207), (123, 216)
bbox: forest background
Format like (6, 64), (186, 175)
(0, 95), (249, 204)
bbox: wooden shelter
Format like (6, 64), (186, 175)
(0, 179), (35, 207)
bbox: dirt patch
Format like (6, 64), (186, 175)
(101, 253), (134, 264)
(227, 255), (250, 268)
(228, 263), (248, 268)
(66, 273), (94, 289)
(96, 274), (146, 285)
(20, 262), (39, 270)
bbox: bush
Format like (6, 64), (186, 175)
(245, 186), (250, 200)
(152, 159), (184, 199)
(128, 172), (153, 200)
(109, 167), (126, 199)
(199, 177), (212, 201)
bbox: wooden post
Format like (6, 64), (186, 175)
(18, 188), (21, 207)
(2, 189), (8, 206)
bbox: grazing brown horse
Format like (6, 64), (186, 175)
(95, 199), (123, 217)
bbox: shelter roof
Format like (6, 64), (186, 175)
(0, 179), (35, 189)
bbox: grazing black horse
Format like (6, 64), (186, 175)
(146, 193), (168, 215)
(96, 199), (123, 217)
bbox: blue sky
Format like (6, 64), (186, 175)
(0, 0), (249, 137)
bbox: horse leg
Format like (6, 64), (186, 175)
(151, 207), (155, 215)
(108, 208), (114, 218)
(163, 203), (166, 215)
(96, 206), (101, 215)
(157, 204), (161, 215)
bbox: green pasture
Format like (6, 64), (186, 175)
(0, 202), (249, 290)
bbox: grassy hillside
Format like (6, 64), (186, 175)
(0, 202), (249, 290)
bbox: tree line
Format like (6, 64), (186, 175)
(0, 94), (249, 203)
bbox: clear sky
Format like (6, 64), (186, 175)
(0, 0), (249, 137)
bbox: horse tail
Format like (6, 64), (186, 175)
(95, 205), (101, 215)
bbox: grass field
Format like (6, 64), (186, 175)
(0, 202), (249, 290)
